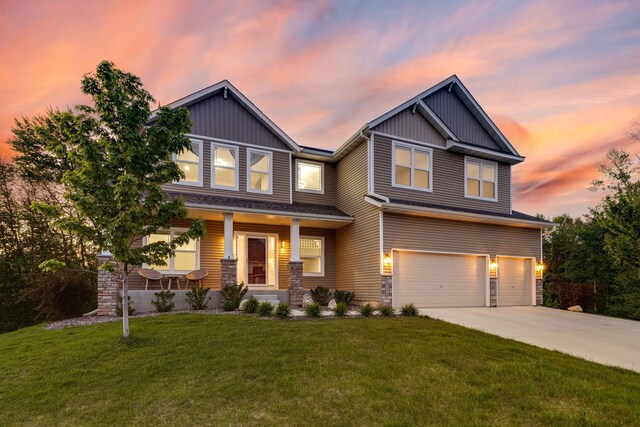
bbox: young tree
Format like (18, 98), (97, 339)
(10, 61), (205, 337)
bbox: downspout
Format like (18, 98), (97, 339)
(361, 130), (390, 202)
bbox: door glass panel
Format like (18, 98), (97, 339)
(247, 238), (267, 285)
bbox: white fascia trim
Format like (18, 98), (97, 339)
(447, 140), (525, 163)
(369, 131), (447, 150)
(416, 100), (459, 141)
(367, 133), (374, 194)
(333, 125), (369, 159)
(150, 80), (300, 153)
(186, 134), (292, 154)
(367, 192), (390, 203)
(246, 148), (273, 195)
(364, 196), (383, 208)
(183, 202), (354, 222)
(382, 202), (553, 228)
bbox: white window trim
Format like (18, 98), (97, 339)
(300, 235), (325, 277)
(391, 140), (433, 192)
(211, 142), (239, 191)
(295, 159), (324, 194)
(172, 138), (204, 187)
(142, 227), (200, 274)
(234, 231), (279, 288)
(246, 148), (273, 195)
(464, 156), (498, 202)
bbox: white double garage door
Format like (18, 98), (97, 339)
(392, 251), (535, 308)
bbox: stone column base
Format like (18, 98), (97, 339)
(97, 254), (121, 316)
(536, 278), (543, 306)
(288, 261), (304, 306)
(489, 278), (497, 307)
(381, 275), (392, 306)
(220, 259), (238, 288)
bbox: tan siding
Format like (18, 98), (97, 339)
(163, 142), (290, 204)
(373, 134), (511, 214)
(127, 219), (336, 292)
(383, 213), (541, 275)
(291, 160), (337, 206)
(373, 109), (446, 147)
(335, 141), (381, 302)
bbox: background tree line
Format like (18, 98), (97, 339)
(544, 130), (640, 320)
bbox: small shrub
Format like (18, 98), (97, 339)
(220, 282), (248, 310)
(379, 305), (394, 317)
(400, 303), (419, 317)
(222, 299), (237, 312)
(30, 270), (95, 320)
(116, 295), (136, 317)
(305, 302), (322, 318)
(275, 303), (291, 319)
(359, 303), (374, 317)
(242, 296), (259, 314)
(334, 290), (356, 305)
(256, 301), (274, 317)
(152, 291), (175, 313)
(185, 287), (210, 310)
(333, 302), (349, 317)
(310, 286), (331, 306)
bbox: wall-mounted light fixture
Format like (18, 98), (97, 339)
(280, 240), (286, 250)
(535, 262), (544, 279)
(489, 258), (498, 278)
(383, 253), (392, 267)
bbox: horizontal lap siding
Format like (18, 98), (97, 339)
(292, 161), (337, 206)
(373, 134), (511, 215)
(383, 213), (541, 262)
(335, 141), (380, 302)
(163, 143), (290, 204)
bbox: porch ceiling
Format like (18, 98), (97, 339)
(187, 207), (351, 229)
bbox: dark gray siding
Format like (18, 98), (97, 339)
(163, 141), (291, 204)
(383, 213), (541, 268)
(373, 109), (446, 146)
(187, 93), (290, 150)
(373, 134), (511, 215)
(424, 88), (500, 151)
(335, 141), (381, 302)
(291, 159), (337, 206)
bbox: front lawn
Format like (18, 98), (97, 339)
(1, 315), (639, 426)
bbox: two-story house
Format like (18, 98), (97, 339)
(102, 75), (552, 314)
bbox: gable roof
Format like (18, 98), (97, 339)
(149, 80), (300, 152)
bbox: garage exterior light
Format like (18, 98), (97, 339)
(490, 259), (498, 278)
(535, 262), (544, 279)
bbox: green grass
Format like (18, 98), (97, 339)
(1, 315), (639, 426)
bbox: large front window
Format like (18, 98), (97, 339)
(174, 139), (203, 186)
(212, 143), (238, 190)
(296, 160), (323, 193)
(465, 157), (497, 201)
(145, 229), (199, 273)
(300, 236), (324, 276)
(392, 141), (432, 191)
(247, 149), (272, 194)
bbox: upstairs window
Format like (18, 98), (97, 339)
(296, 160), (324, 193)
(392, 141), (432, 191)
(300, 236), (324, 276)
(465, 157), (497, 201)
(212, 143), (238, 190)
(247, 149), (272, 194)
(174, 139), (203, 186)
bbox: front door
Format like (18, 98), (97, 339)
(247, 237), (267, 286)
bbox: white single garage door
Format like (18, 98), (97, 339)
(498, 257), (533, 306)
(393, 251), (487, 308)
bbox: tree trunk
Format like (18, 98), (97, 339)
(122, 267), (130, 338)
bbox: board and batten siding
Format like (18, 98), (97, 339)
(187, 92), (289, 150)
(373, 109), (446, 147)
(127, 219), (336, 291)
(383, 213), (541, 268)
(291, 160), (337, 206)
(335, 141), (381, 302)
(424, 88), (500, 151)
(163, 141), (291, 204)
(373, 134), (511, 215)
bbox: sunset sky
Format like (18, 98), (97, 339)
(1, 0), (639, 217)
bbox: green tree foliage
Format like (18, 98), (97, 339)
(9, 61), (205, 336)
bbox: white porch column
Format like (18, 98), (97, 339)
(290, 218), (300, 262)
(223, 212), (234, 259)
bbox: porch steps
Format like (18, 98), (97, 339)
(253, 294), (281, 306)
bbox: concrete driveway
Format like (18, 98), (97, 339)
(420, 306), (640, 373)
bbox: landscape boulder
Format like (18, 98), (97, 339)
(567, 305), (583, 312)
(364, 301), (380, 309)
(239, 299), (249, 310)
(327, 299), (337, 310)
(302, 293), (314, 308)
